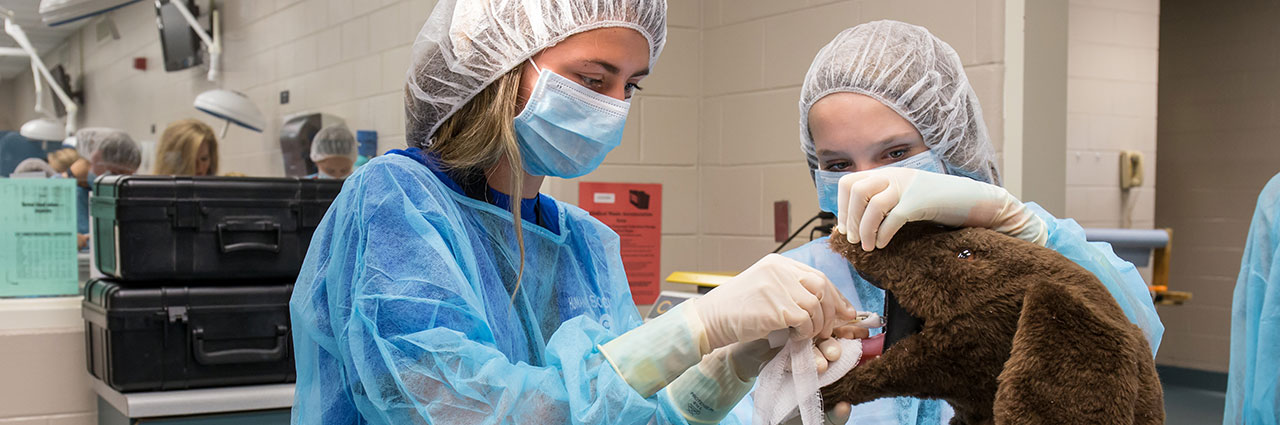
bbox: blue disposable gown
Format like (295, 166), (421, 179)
(1225, 173), (1280, 425)
(290, 151), (689, 424)
(724, 203), (1165, 425)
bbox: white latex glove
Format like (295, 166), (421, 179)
(836, 167), (1049, 251)
(732, 323), (871, 381)
(667, 340), (768, 424)
(692, 254), (858, 350)
(666, 337), (857, 425)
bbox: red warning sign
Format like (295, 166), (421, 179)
(578, 182), (662, 305)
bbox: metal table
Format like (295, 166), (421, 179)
(93, 378), (292, 424)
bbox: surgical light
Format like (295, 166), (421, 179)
(194, 89), (264, 138)
(20, 117), (65, 141)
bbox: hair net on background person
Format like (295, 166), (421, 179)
(75, 128), (141, 172)
(12, 158), (57, 177)
(799, 20), (1000, 185)
(404, 0), (667, 147)
(1225, 173), (1280, 425)
(74, 128), (124, 159)
(309, 125), (358, 162)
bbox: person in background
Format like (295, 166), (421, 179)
(71, 128), (141, 249)
(290, 0), (863, 423)
(1225, 173), (1280, 425)
(155, 119), (218, 176)
(46, 148), (80, 174)
(307, 125), (358, 179)
(11, 158), (58, 178)
(80, 128), (143, 182)
(726, 20), (1166, 424)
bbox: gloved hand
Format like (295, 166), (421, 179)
(731, 324), (873, 381)
(668, 329), (866, 425)
(667, 339), (776, 424)
(836, 167), (1048, 251)
(601, 255), (854, 398)
(692, 254), (858, 349)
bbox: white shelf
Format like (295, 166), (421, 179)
(92, 378), (293, 418)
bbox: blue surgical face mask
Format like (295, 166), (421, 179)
(514, 61), (630, 179)
(814, 150), (947, 213)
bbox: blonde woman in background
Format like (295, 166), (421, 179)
(46, 148), (80, 174)
(155, 119), (218, 176)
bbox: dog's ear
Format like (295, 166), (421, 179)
(994, 277), (1145, 424)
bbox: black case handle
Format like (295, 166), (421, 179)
(192, 324), (289, 365)
(216, 219), (281, 253)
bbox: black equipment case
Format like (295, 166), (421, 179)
(82, 278), (296, 392)
(90, 175), (342, 281)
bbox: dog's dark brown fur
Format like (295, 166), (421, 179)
(821, 223), (1163, 425)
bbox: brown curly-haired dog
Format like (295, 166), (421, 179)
(821, 223), (1163, 425)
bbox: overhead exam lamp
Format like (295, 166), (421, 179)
(2, 6), (80, 139)
(21, 118), (66, 141)
(20, 61), (67, 141)
(194, 89), (264, 138)
(169, 2), (256, 139)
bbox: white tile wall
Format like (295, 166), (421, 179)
(1063, 0), (1159, 230)
(5, 0), (437, 177)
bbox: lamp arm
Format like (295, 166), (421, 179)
(31, 61), (51, 118)
(170, 0), (219, 81)
(5, 18), (79, 135)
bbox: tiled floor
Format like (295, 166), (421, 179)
(1165, 384), (1226, 425)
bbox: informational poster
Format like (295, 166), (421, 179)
(579, 182), (662, 305)
(0, 178), (78, 297)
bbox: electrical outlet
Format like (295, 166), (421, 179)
(280, 90), (290, 105)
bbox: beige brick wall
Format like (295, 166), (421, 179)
(1155, 0), (1280, 373)
(1064, 0), (1159, 230)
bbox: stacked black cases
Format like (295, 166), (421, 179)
(90, 175), (342, 281)
(82, 279), (297, 392)
(83, 175), (343, 393)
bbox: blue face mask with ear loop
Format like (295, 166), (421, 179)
(513, 60), (631, 179)
(813, 150), (947, 213)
